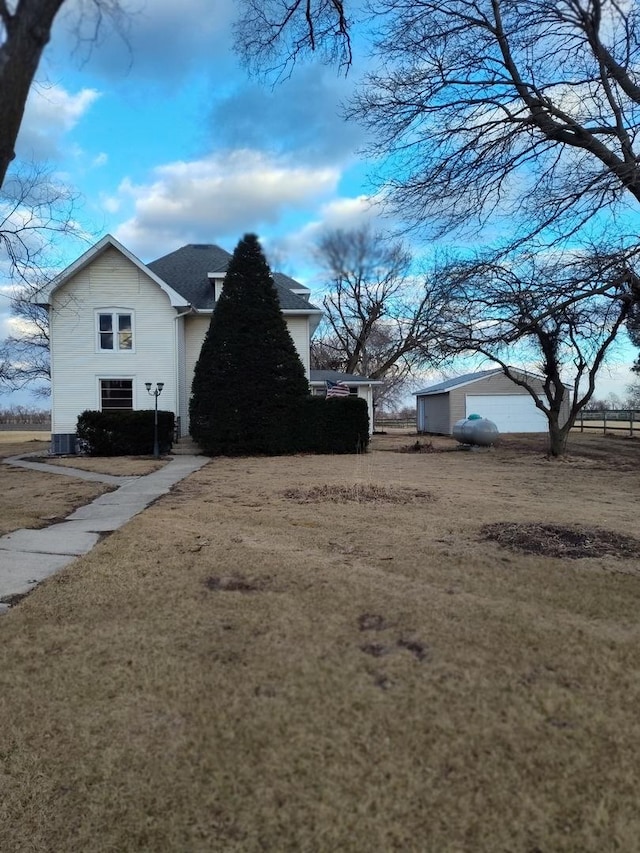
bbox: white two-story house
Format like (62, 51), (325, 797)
(36, 235), (378, 452)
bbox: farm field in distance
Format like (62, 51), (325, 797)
(0, 431), (639, 852)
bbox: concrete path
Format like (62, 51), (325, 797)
(0, 454), (208, 613)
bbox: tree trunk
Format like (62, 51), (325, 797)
(547, 414), (570, 457)
(0, 0), (65, 188)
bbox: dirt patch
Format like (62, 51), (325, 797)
(204, 575), (265, 593)
(481, 521), (640, 560)
(398, 439), (436, 453)
(358, 613), (390, 631)
(283, 483), (433, 504)
(397, 637), (429, 661)
(360, 642), (389, 657)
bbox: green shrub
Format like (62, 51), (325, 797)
(298, 396), (369, 454)
(76, 410), (175, 456)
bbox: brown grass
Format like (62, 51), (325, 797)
(37, 455), (168, 476)
(0, 437), (111, 536)
(1, 432), (639, 851)
(0, 431), (50, 458)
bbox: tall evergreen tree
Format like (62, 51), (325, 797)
(189, 234), (309, 455)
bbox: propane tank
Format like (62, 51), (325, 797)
(453, 414), (499, 447)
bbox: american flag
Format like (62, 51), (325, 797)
(326, 380), (351, 398)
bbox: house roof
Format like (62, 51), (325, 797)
(147, 243), (320, 312)
(414, 369), (504, 396)
(309, 370), (383, 385)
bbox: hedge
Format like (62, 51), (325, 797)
(76, 410), (175, 456)
(297, 396), (369, 454)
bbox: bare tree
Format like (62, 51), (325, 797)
(624, 381), (640, 408)
(235, 0), (352, 79)
(0, 338), (16, 390)
(442, 246), (639, 456)
(311, 225), (451, 406)
(3, 279), (51, 393)
(0, 0), (127, 189)
(238, 1), (640, 241)
(1, 162), (79, 281)
(0, 161), (86, 393)
(628, 301), (640, 372)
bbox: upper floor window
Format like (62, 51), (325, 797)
(97, 311), (133, 351)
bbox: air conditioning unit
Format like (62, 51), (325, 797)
(51, 433), (78, 455)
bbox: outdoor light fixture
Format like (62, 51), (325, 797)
(145, 382), (164, 458)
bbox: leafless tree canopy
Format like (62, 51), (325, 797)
(3, 276), (51, 393)
(441, 245), (639, 454)
(236, 0), (352, 78)
(311, 225), (452, 406)
(352, 0), (640, 241)
(238, 1), (640, 242)
(0, 161), (80, 391)
(1, 162), (79, 282)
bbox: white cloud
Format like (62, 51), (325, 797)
(113, 150), (341, 258)
(93, 152), (108, 167)
(266, 194), (385, 277)
(50, 0), (238, 86)
(16, 84), (101, 162)
(101, 194), (121, 214)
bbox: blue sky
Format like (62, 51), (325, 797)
(0, 0), (637, 408)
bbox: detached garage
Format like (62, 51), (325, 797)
(415, 368), (570, 435)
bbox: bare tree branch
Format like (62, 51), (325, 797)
(235, 0), (352, 79)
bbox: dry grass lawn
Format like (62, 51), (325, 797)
(39, 455), (168, 476)
(1, 433), (639, 851)
(0, 434), (112, 536)
(0, 430), (51, 457)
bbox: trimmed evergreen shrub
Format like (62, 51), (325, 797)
(76, 410), (175, 456)
(298, 396), (369, 454)
(189, 234), (310, 455)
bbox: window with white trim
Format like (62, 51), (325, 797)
(100, 379), (133, 411)
(97, 311), (133, 351)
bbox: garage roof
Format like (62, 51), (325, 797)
(415, 369), (502, 396)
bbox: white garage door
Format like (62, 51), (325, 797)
(465, 394), (547, 433)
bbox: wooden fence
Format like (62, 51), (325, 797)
(575, 409), (640, 436)
(374, 417), (417, 431)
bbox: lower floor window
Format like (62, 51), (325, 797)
(101, 379), (133, 411)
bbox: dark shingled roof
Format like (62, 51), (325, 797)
(147, 243), (319, 311)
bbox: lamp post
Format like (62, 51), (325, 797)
(145, 382), (164, 458)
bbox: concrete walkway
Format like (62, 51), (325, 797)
(0, 454), (209, 613)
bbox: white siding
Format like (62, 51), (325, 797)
(285, 316), (310, 376)
(355, 386), (374, 434)
(176, 315), (188, 435)
(184, 315), (211, 416)
(51, 247), (178, 433)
